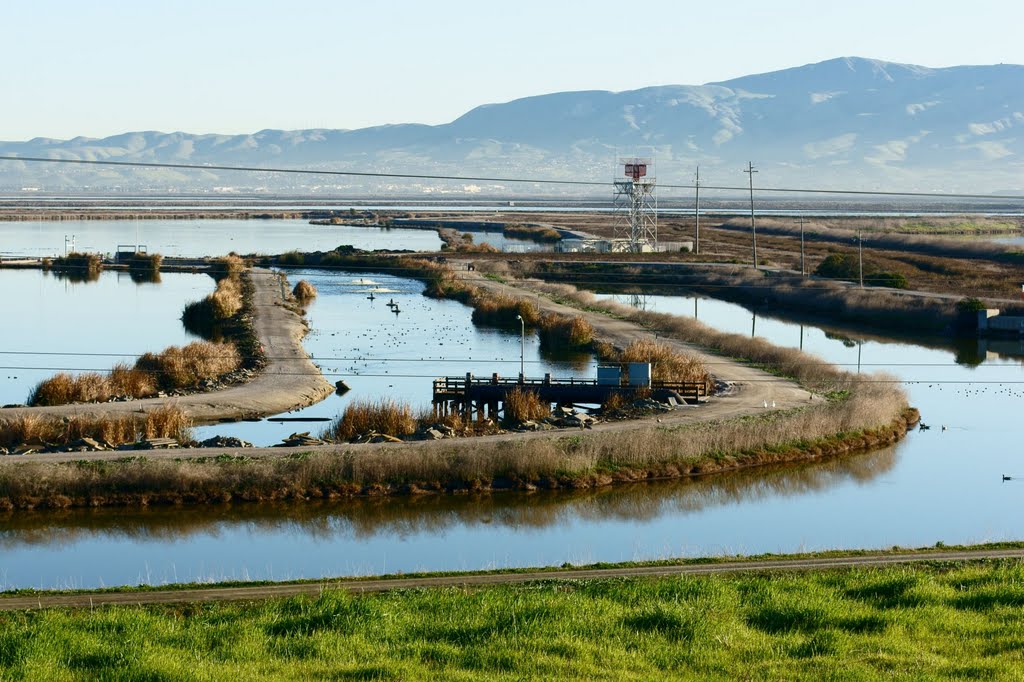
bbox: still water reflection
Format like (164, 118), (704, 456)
(4, 285), (1024, 589)
(0, 269), (213, 406)
(0, 219), (442, 258)
(0, 448), (897, 590)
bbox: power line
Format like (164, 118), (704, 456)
(0, 366), (1019, 385)
(2, 155), (1023, 201)
(2, 351), (1018, 369)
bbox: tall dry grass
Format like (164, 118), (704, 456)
(504, 387), (550, 424)
(503, 224), (562, 243)
(0, 405), (192, 450)
(470, 292), (542, 327)
(292, 280), (317, 300)
(29, 341), (240, 406)
(208, 254), (246, 280)
(29, 364), (159, 406)
(135, 341), (241, 391)
(322, 399), (418, 441)
(537, 314), (594, 349)
(611, 339), (711, 385)
(127, 252), (162, 274)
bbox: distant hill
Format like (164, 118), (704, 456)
(2, 57), (1022, 194)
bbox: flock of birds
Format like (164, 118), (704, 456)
(303, 276), (566, 391)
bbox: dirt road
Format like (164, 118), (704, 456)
(0, 267), (335, 426)
(2, 548), (1020, 611)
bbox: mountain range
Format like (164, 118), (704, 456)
(2, 57), (1022, 195)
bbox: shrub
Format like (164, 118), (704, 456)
(182, 274), (243, 333)
(537, 314), (594, 349)
(601, 392), (627, 413)
(135, 341), (241, 391)
(107, 363), (157, 398)
(504, 387), (550, 424)
(503, 224), (562, 243)
(127, 252), (162, 274)
(293, 280), (318, 300)
(208, 254), (246, 281)
(614, 340), (710, 385)
(28, 372), (110, 406)
(0, 406), (192, 449)
(815, 252), (907, 289)
(957, 297), (987, 313)
(322, 399), (418, 441)
(471, 293), (542, 327)
(278, 251), (305, 266)
(47, 252), (103, 283)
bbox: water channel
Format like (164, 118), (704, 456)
(0, 269), (214, 406)
(4, 280), (1024, 589)
(0, 219), (443, 259)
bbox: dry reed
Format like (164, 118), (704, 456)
(0, 406), (192, 450)
(504, 387), (550, 424)
(208, 254), (246, 280)
(292, 280), (318, 300)
(135, 341), (241, 391)
(323, 399), (418, 441)
(537, 314), (594, 349)
(470, 292), (542, 326)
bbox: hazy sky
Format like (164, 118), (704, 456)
(3, 0), (1022, 140)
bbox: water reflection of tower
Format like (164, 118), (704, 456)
(627, 293), (648, 311)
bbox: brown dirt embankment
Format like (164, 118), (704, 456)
(0, 268), (334, 426)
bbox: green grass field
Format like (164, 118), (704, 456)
(3, 560), (1024, 680)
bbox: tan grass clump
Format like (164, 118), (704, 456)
(601, 392), (627, 413)
(0, 406), (192, 450)
(107, 363), (157, 398)
(142, 404), (193, 441)
(504, 387), (550, 424)
(537, 314), (594, 349)
(323, 399), (418, 441)
(135, 341), (241, 391)
(208, 254), (246, 280)
(470, 292), (542, 326)
(615, 339), (711, 385)
(292, 280), (318, 301)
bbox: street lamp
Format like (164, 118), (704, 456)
(516, 314), (525, 382)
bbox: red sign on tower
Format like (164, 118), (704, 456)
(624, 163), (647, 180)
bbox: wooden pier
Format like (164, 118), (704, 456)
(431, 373), (708, 420)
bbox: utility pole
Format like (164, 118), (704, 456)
(694, 165), (700, 256)
(799, 216), (806, 276)
(744, 162), (758, 269)
(858, 227), (864, 288)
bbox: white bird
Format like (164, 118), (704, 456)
(763, 400), (768, 409)
(771, 400), (776, 408)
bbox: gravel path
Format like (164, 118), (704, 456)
(2, 548), (1019, 611)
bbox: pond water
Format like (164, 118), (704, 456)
(4, 279), (1024, 590)
(464, 231), (553, 253)
(192, 268), (595, 446)
(0, 269), (213, 406)
(0, 219), (442, 258)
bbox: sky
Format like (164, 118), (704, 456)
(2, 0), (1023, 141)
